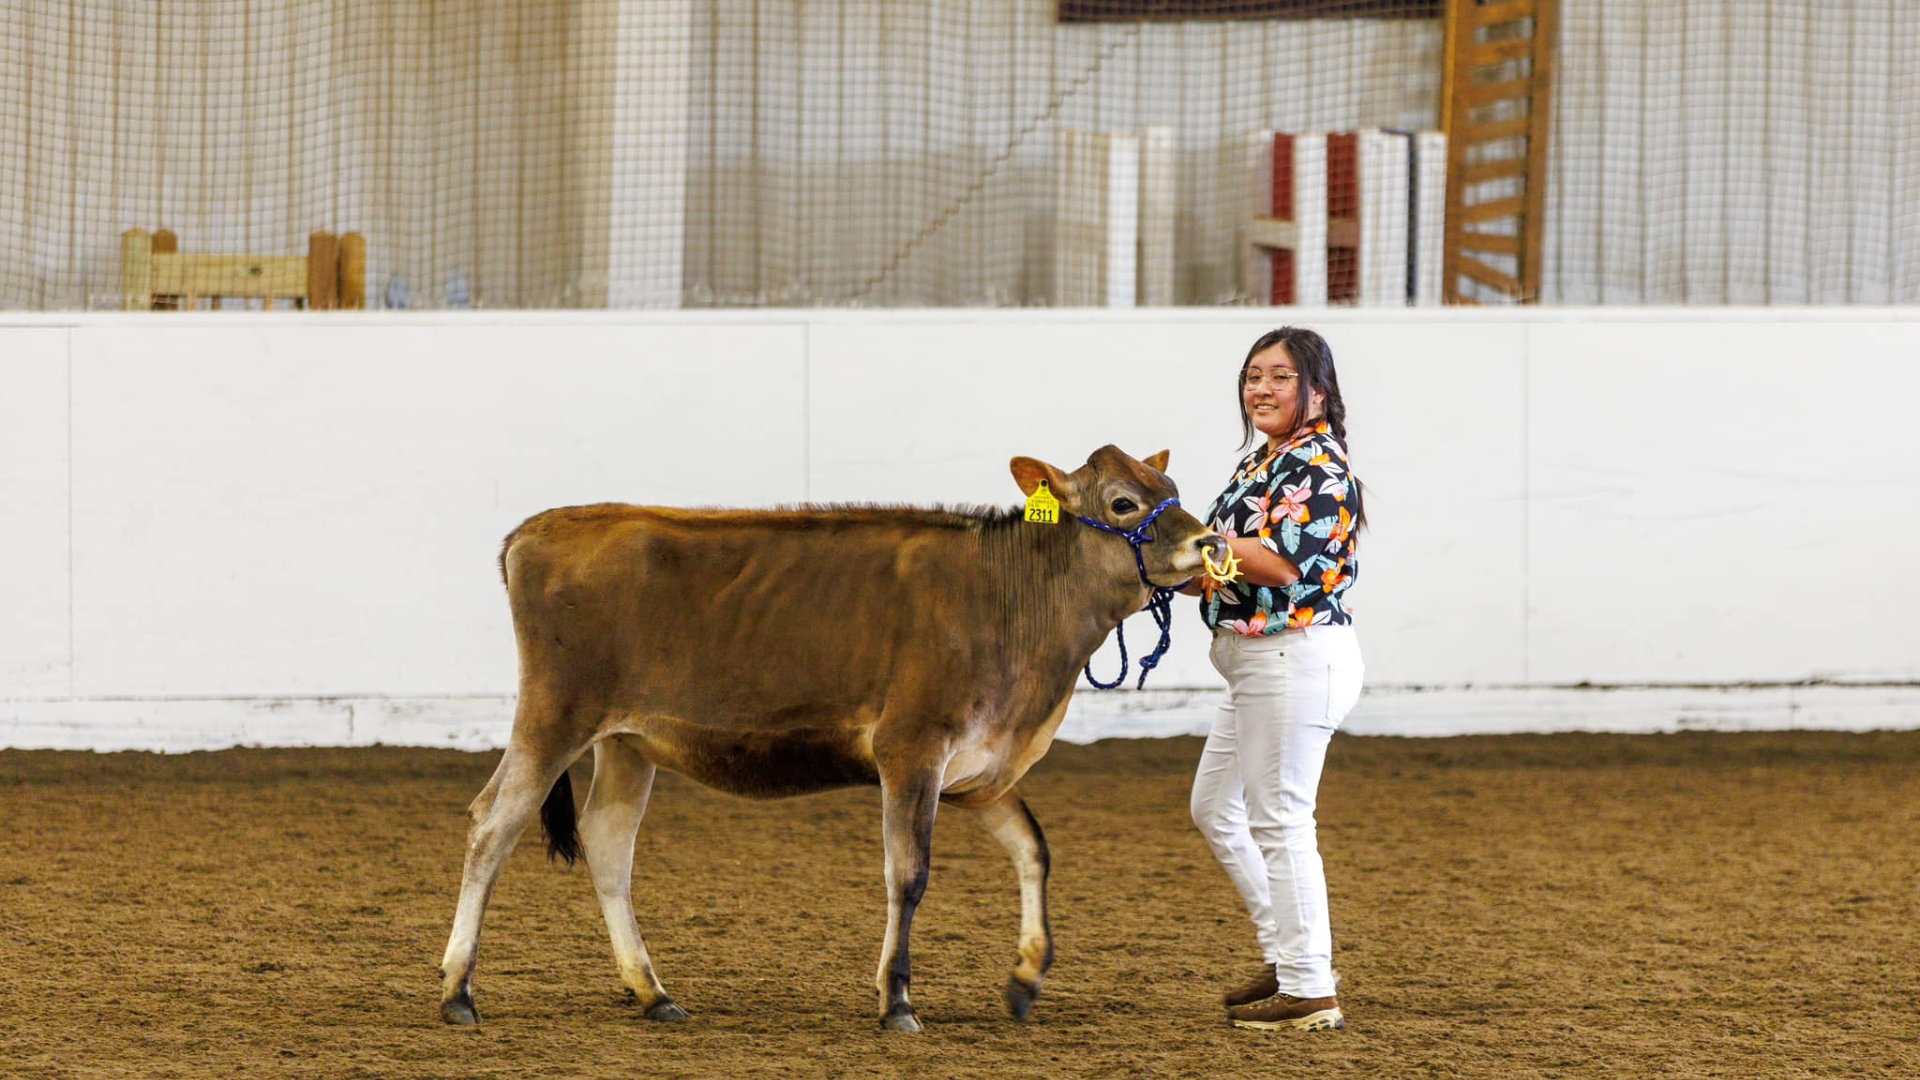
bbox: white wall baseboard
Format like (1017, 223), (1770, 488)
(6, 684), (1915, 754)
(1065, 684), (1920, 741)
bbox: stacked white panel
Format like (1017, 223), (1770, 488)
(1358, 129), (1411, 307)
(1137, 127), (1177, 306)
(1290, 134), (1330, 307)
(1052, 131), (1141, 309)
(1243, 130), (1277, 305)
(1413, 132), (1449, 306)
(1103, 137), (1141, 310)
(1052, 131), (1098, 307)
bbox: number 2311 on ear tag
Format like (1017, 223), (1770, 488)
(1024, 480), (1060, 525)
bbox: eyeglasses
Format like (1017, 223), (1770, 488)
(1242, 370), (1301, 390)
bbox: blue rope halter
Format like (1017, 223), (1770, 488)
(1074, 496), (1182, 690)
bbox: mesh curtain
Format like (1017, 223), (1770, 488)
(2, 1), (1914, 309)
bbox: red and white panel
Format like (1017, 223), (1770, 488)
(1250, 127), (1437, 307)
(1246, 131), (1329, 306)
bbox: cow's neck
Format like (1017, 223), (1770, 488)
(1069, 524), (1156, 631)
(992, 517), (1154, 686)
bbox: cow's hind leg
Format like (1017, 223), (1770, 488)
(975, 789), (1054, 1021)
(438, 721), (578, 1025)
(875, 766), (942, 1033)
(579, 735), (686, 1020)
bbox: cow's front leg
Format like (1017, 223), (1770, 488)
(875, 766), (941, 1032)
(974, 788), (1053, 1020)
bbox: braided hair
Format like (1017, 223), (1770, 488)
(1235, 326), (1366, 531)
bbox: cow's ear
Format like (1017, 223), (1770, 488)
(1010, 456), (1071, 499)
(1143, 449), (1171, 473)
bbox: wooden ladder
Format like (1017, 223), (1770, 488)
(1440, 0), (1559, 303)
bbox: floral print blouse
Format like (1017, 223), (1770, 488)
(1199, 421), (1360, 636)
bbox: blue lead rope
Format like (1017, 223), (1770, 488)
(1075, 497), (1182, 691)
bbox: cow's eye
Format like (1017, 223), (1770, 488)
(1111, 497), (1138, 515)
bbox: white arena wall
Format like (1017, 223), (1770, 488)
(3, 307), (1918, 753)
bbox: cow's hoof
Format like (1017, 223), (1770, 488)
(1004, 975), (1041, 1021)
(643, 998), (689, 1022)
(441, 993), (480, 1026)
(879, 1005), (922, 1033)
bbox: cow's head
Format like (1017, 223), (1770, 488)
(1009, 446), (1222, 587)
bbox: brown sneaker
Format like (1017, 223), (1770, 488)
(1221, 965), (1279, 1009)
(1226, 992), (1344, 1031)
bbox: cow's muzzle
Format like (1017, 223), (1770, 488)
(1197, 533), (1228, 563)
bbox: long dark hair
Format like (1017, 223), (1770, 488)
(1236, 326), (1366, 531)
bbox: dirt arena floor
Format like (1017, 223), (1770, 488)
(1, 730), (1914, 1079)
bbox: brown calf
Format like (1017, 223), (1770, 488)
(437, 445), (1218, 1031)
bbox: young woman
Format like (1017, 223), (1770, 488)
(1185, 326), (1366, 1032)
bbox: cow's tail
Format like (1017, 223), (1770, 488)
(540, 771), (583, 867)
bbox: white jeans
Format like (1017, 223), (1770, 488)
(1190, 624), (1364, 999)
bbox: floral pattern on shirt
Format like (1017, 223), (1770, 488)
(1199, 421), (1360, 636)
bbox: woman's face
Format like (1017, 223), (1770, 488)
(1241, 343), (1324, 445)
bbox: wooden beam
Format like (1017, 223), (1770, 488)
(1248, 216), (1298, 251)
(1468, 38), (1535, 66)
(147, 255), (311, 299)
(1461, 77), (1532, 107)
(1461, 195), (1527, 223)
(1457, 254), (1522, 296)
(1521, 0), (1559, 301)
(1250, 217), (1360, 251)
(308, 231), (339, 310)
(339, 233), (366, 309)
(1440, 0), (1468, 133)
(1472, 0), (1536, 28)
(1459, 232), (1521, 255)
(1461, 156), (1529, 185)
(1440, 0), (1470, 301)
(120, 229), (152, 311)
(1464, 115), (1533, 142)
(151, 229), (180, 309)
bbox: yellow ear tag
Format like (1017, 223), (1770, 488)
(1202, 543), (1243, 585)
(1024, 480), (1061, 525)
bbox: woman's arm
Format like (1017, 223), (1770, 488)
(1224, 535), (1302, 587)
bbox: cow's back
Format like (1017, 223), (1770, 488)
(503, 504), (965, 731)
